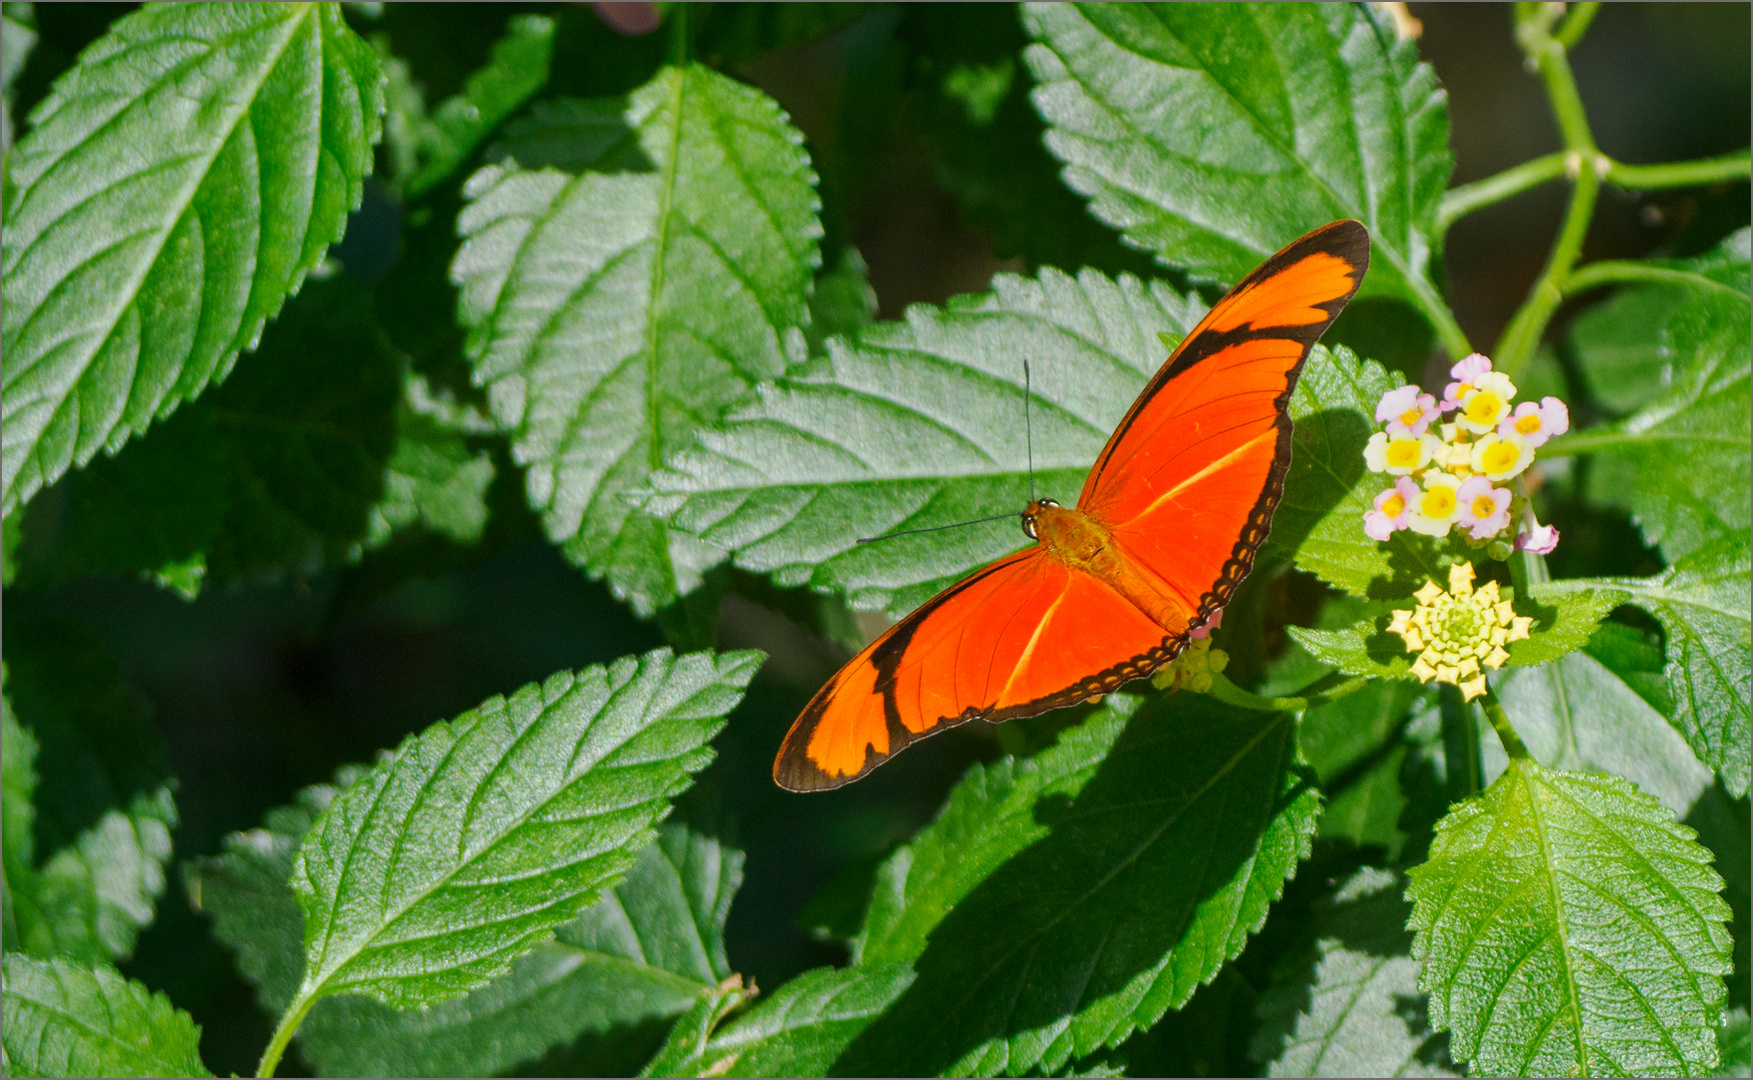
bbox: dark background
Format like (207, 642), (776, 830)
(6, 4), (1748, 1075)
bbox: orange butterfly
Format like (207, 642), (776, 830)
(774, 221), (1370, 791)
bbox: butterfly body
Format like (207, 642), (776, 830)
(774, 221), (1370, 792)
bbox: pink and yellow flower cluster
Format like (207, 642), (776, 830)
(1361, 353), (1565, 555)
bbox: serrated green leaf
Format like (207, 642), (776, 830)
(1407, 759), (1732, 1077)
(638, 978), (750, 1079)
(1288, 622), (1412, 681)
(1535, 534), (1752, 796)
(1, 1), (383, 515)
(1022, 3), (1452, 328)
(1583, 621), (1674, 719)
(309, 815), (744, 1077)
(1252, 868), (1457, 1077)
(832, 693), (1321, 1076)
(1489, 652), (1714, 816)
(11, 279), (400, 590)
(2, 617), (175, 964)
(453, 64), (822, 616)
(1298, 681), (1427, 858)
(1575, 237), (1751, 563)
(1569, 229), (1750, 415)
(652, 963), (915, 1079)
(288, 647), (760, 1014)
(643, 266), (1202, 616)
(399, 14), (553, 198)
(363, 378), (495, 551)
(0, 954), (211, 1078)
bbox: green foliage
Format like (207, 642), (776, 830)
(1, 953), (211, 1078)
(10, 279), (401, 591)
(1578, 233), (1752, 564)
(645, 266), (1202, 615)
(289, 647), (758, 1012)
(1536, 533), (1753, 797)
(193, 773), (746, 1077)
(1, 5), (1747, 1078)
(1, 2), (383, 515)
(1408, 759), (1732, 1077)
(390, 14), (554, 199)
(1022, 2), (1454, 336)
(1252, 868), (1456, 1077)
(2, 617), (175, 964)
(453, 63), (822, 615)
(845, 697), (1319, 1075)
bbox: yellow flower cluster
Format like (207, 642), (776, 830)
(1388, 562), (1532, 701)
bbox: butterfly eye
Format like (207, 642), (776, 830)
(1022, 515), (1039, 540)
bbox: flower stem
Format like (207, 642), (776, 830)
(256, 990), (317, 1078)
(1563, 260), (1749, 299)
(1434, 151), (1749, 235)
(1609, 151), (1752, 191)
(1205, 671), (1368, 713)
(1438, 152), (1569, 233)
(1495, 9), (1604, 381)
(1478, 684), (1531, 760)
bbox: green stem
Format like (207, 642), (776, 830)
(1609, 151), (1752, 191)
(1563, 260), (1749, 299)
(1205, 671), (1368, 713)
(1441, 685), (1482, 800)
(257, 990), (317, 1078)
(1479, 684), (1531, 760)
(1438, 152), (1569, 232)
(1495, 12), (1603, 381)
(668, 3), (690, 66)
(1553, 2), (1601, 50)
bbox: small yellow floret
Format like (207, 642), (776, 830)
(1387, 563), (1533, 701)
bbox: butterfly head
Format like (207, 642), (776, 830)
(1021, 498), (1061, 540)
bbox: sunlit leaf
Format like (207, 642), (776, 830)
(649, 964), (913, 1079)
(643, 267), (1201, 616)
(195, 767), (746, 1077)
(453, 64), (821, 615)
(1, 2), (382, 514)
(1408, 760), (1732, 1077)
(1023, 3), (1452, 325)
(0, 954), (211, 1078)
(288, 648), (759, 1012)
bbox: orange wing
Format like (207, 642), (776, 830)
(1079, 219), (1369, 634)
(774, 221), (1369, 792)
(774, 547), (1175, 791)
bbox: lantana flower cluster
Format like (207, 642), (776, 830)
(1361, 353), (1566, 556)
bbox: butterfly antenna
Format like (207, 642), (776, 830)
(855, 513), (1023, 545)
(1024, 359), (1036, 504)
